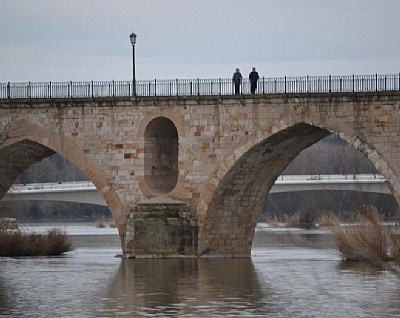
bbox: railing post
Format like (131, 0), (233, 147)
(352, 74), (355, 92)
(329, 75), (331, 93)
(190, 81), (193, 96)
(7, 81), (10, 99)
(112, 80), (115, 97)
(49, 81), (52, 99)
(176, 79), (179, 96)
(197, 78), (200, 96)
(68, 81), (71, 98)
(91, 81), (94, 98)
(284, 76), (287, 94)
(375, 73), (378, 92)
(361, 75), (364, 91)
(154, 79), (157, 96)
(219, 78), (222, 96)
(28, 81), (31, 98)
(306, 75), (309, 93)
(262, 76), (265, 94)
(385, 75), (387, 91)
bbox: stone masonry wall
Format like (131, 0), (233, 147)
(1, 91), (399, 256)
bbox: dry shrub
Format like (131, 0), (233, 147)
(96, 216), (106, 228)
(318, 213), (339, 227)
(287, 212), (304, 227)
(0, 228), (72, 257)
(391, 234), (400, 264)
(285, 212), (301, 228)
(44, 229), (72, 256)
(265, 215), (279, 228)
(333, 206), (389, 262)
(96, 221), (106, 228)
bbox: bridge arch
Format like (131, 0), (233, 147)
(197, 121), (399, 256)
(0, 120), (125, 230)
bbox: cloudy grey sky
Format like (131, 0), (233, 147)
(1, 0), (399, 82)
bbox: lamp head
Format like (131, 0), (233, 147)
(129, 31), (137, 45)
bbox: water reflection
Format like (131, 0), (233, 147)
(0, 275), (14, 314)
(1, 225), (400, 317)
(253, 228), (336, 250)
(337, 260), (386, 274)
(102, 258), (272, 317)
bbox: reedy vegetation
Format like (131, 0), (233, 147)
(0, 228), (72, 257)
(333, 206), (400, 264)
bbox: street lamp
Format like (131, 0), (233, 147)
(129, 31), (137, 96)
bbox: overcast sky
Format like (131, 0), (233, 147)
(1, 0), (399, 82)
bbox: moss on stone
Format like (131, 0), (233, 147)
(144, 208), (180, 219)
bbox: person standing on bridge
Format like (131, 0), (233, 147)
(249, 67), (259, 94)
(232, 68), (242, 95)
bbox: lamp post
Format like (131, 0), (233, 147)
(129, 31), (137, 96)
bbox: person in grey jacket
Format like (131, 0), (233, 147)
(232, 68), (242, 95)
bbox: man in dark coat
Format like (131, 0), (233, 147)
(232, 68), (242, 95)
(249, 67), (259, 94)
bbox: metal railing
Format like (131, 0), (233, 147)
(276, 174), (386, 183)
(9, 181), (95, 193)
(0, 74), (399, 99)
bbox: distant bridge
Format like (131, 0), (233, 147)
(1, 174), (390, 206)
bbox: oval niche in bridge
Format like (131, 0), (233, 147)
(144, 117), (179, 194)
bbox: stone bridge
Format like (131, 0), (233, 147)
(0, 76), (399, 258)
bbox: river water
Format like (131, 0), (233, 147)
(0, 223), (399, 317)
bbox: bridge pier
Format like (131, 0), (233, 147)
(124, 201), (198, 258)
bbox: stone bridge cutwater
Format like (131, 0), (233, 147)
(0, 74), (399, 258)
